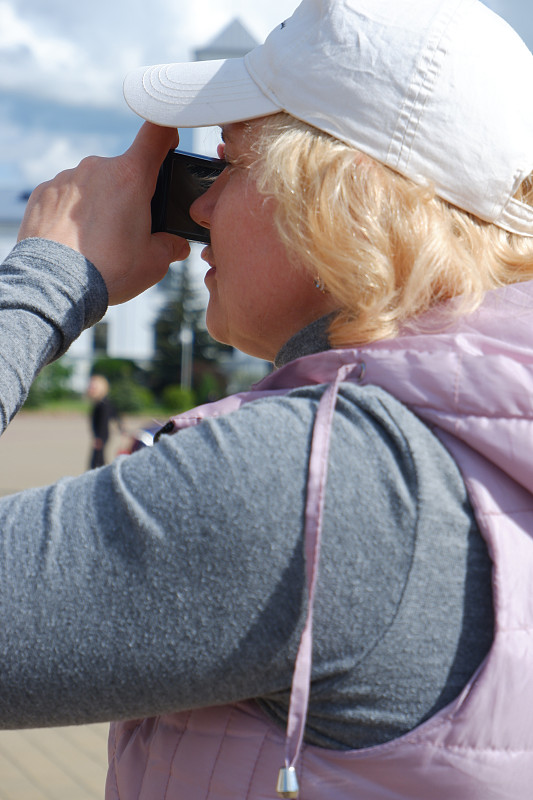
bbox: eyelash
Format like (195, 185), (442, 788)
(218, 142), (239, 169)
(217, 141), (248, 173)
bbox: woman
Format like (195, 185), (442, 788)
(2, 0), (533, 797)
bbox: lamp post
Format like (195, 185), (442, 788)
(180, 323), (193, 390)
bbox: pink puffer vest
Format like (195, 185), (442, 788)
(106, 281), (533, 799)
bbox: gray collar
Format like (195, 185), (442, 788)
(274, 315), (332, 369)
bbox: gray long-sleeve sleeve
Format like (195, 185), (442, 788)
(0, 238), (108, 430)
(0, 239), (493, 750)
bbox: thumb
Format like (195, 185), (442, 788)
(152, 231), (191, 264)
(123, 122), (180, 182)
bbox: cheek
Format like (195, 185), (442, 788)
(208, 179), (316, 322)
(212, 192), (275, 280)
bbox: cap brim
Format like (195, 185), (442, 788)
(123, 57), (280, 128)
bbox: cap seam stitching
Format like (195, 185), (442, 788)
(387, 0), (467, 172)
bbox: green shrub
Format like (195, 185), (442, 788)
(25, 361), (77, 409)
(108, 381), (155, 414)
(161, 385), (197, 412)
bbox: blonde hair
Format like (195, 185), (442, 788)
(251, 113), (533, 347)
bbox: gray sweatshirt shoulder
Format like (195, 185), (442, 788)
(0, 240), (493, 751)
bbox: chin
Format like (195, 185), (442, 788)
(205, 309), (230, 348)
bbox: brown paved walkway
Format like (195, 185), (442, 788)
(0, 724), (109, 800)
(0, 409), (143, 494)
(0, 409), (149, 799)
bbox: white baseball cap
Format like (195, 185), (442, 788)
(123, 0), (533, 236)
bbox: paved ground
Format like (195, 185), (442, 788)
(0, 409), (148, 799)
(0, 409), (144, 495)
(0, 724), (109, 800)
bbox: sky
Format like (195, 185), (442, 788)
(1, 0), (532, 191)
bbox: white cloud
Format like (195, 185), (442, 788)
(0, 0), (180, 106)
(0, 1), (122, 105)
(0, 106), (136, 186)
(0, 1), (78, 66)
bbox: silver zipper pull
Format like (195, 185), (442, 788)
(277, 766), (299, 798)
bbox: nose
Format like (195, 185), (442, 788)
(190, 170), (226, 231)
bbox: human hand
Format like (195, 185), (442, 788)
(17, 123), (191, 304)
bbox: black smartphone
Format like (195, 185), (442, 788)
(151, 150), (226, 244)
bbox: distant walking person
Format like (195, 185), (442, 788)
(87, 374), (121, 468)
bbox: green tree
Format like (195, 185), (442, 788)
(150, 260), (231, 404)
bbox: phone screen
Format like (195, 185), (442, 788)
(151, 150), (226, 244)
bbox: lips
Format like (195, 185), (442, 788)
(201, 246), (216, 276)
(201, 246), (214, 266)
(201, 246), (217, 283)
